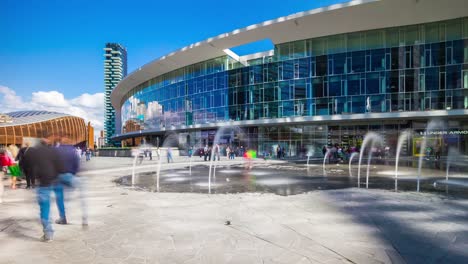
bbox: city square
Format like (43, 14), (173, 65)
(1, 156), (468, 263)
(1, 0), (468, 263)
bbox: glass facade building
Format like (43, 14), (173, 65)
(112, 1), (468, 157)
(104, 43), (127, 145)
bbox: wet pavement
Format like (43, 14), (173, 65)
(117, 162), (468, 198)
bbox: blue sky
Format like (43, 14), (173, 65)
(0, 0), (345, 130)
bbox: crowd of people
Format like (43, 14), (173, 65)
(196, 144), (246, 161)
(0, 137), (88, 242)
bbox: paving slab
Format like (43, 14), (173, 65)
(0, 157), (467, 263)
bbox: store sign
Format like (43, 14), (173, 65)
(419, 130), (468, 135)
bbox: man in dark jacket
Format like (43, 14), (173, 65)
(21, 139), (63, 242)
(54, 138), (85, 225)
(16, 140), (34, 188)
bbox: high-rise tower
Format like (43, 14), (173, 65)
(104, 43), (127, 145)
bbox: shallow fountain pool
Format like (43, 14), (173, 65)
(116, 163), (468, 197)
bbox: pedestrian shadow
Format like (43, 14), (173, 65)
(0, 217), (42, 242)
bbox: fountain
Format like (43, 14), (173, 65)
(208, 126), (245, 193)
(131, 148), (139, 186)
(444, 147), (459, 194)
(154, 132), (179, 192)
(365, 140), (381, 189)
(417, 120), (443, 192)
(306, 147), (315, 168)
(394, 130), (411, 192)
(348, 152), (359, 178)
(322, 147), (331, 176)
(189, 152), (193, 175)
(357, 132), (382, 188)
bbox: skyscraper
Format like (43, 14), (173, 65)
(104, 43), (127, 145)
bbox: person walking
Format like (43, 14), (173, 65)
(21, 139), (63, 242)
(203, 145), (209, 161)
(435, 144), (441, 160)
(55, 137), (83, 225)
(167, 147), (173, 163)
(0, 149), (19, 190)
(85, 148), (91, 161)
(16, 141), (34, 188)
(0, 149), (15, 202)
(0, 163), (3, 203)
(188, 146), (193, 158)
(6, 146), (21, 189)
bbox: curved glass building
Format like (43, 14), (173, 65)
(111, 0), (468, 157)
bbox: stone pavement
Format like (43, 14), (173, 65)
(0, 157), (468, 264)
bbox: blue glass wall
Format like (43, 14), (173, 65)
(121, 18), (468, 133)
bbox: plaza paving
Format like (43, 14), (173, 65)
(0, 157), (468, 263)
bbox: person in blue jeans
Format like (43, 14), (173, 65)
(55, 138), (87, 226)
(85, 148), (91, 161)
(167, 147), (173, 163)
(21, 139), (63, 242)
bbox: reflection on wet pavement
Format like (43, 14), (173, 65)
(116, 162), (468, 198)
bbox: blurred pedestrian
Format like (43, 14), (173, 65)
(167, 147), (173, 163)
(17, 140), (34, 188)
(188, 146), (193, 158)
(203, 145), (208, 161)
(0, 148), (15, 201)
(226, 146), (231, 158)
(0, 148), (19, 190)
(21, 139), (63, 242)
(7, 145), (21, 188)
(85, 148), (91, 161)
(55, 137), (88, 226)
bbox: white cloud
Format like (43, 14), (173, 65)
(0, 85), (104, 139)
(32, 91), (69, 107)
(71, 93), (104, 108)
(0, 85), (25, 112)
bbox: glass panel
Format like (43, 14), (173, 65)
(333, 53), (346, 74)
(446, 65), (461, 90)
(464, 18), (468, 38)
(426, 67), (439, 91)
(366, 30), (384, 49)
(327, 34), (346, 54)
(311, 38), (326, 56)
(366, 73), (380, 94)
(385, 28), (399, 47)
(405, 25), (420, 45)
(351, 51), (365, 73)
(371, 49), (386, 71)
(347, 74), (360, 95)
(464, 70), (468, 89)
(425, 23), (440, 43)
(329, 76), (342, 96)
(446, 19), (462, 41)
(293, 40), (306, 58)
(347, 33), (363, 51)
